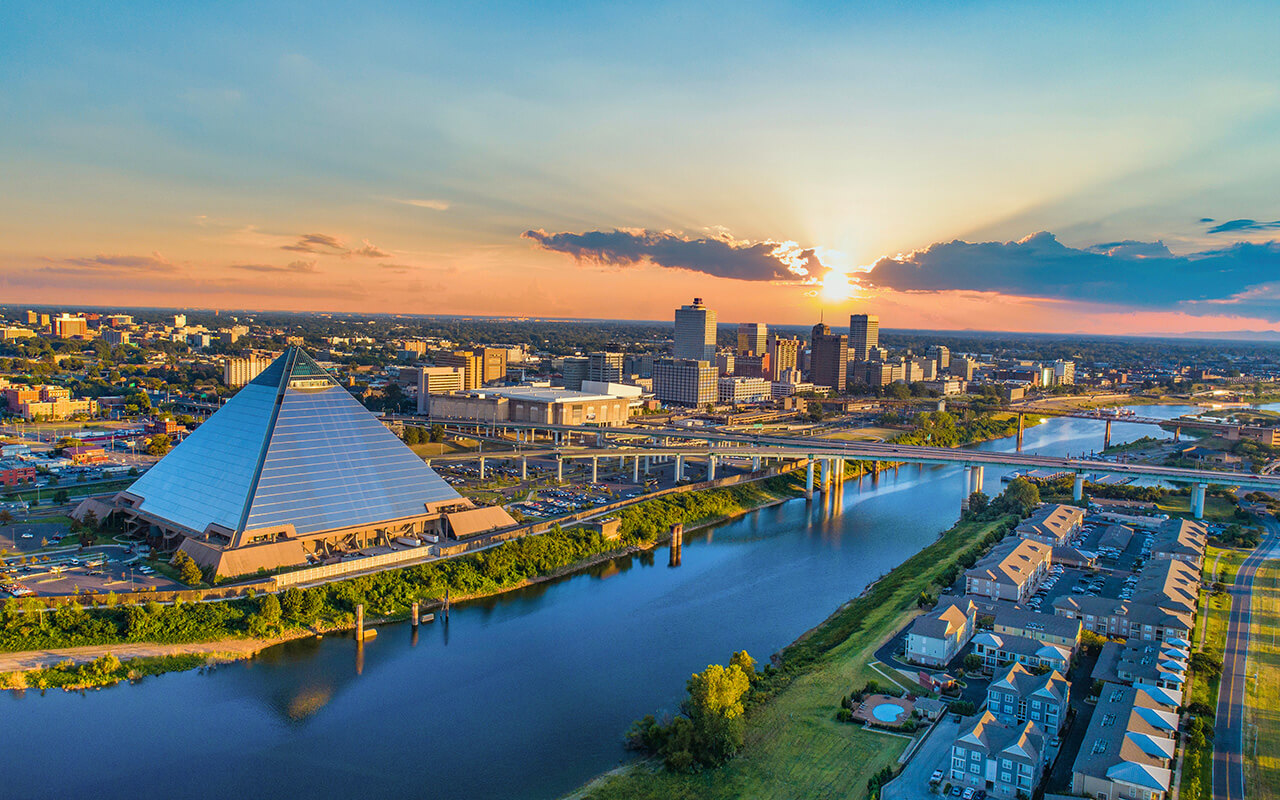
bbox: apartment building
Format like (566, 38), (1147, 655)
(965, 538), (1052, 603)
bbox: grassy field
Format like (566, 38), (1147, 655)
(577, 516), (1014, 800)
(1182, 544), (1247, 800)
(1246, 556), (1280, 800)
(1156, 494), (1240, 523)
(819, 427), (902, 442)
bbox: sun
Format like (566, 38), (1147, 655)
(819, 271), (854, 304)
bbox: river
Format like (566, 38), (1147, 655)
(0, 403), (1235, 799)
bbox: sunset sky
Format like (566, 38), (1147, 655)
(4, 1), (1280, 333)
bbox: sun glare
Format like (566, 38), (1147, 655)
(819, 271), (854, 304)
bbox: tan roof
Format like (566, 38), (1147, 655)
(967, 538), (1052, 587)
(447, 505), (518, 538)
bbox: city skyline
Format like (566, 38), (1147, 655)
(4, 2), (1280, 334)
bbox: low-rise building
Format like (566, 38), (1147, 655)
(424, 386), (632, 426)
(965, 538), (1052, 604)
(0, 461), (36, 486)
(949, 711), (1047, 799)
(971, 631), (1072, 674)
(65, 445), (108, 465)
(1070, 683), (1179, 800)
(988, 605), (1082, 649)
(1016, 503), (1084, 546)
(717, 376), (772, 404)
(1150, 518), (1207, 568)
(1091, 639), (1189, 693)
(1052, 595), (1192, 644)
(905, 597), (977, 667)
(987, 662), (1070, 733)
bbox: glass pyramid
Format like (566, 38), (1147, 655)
(126, 348), (460, 543)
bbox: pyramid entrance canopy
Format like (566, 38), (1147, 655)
(125, 348), (461, 545)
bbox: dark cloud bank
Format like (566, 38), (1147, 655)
(522, 228), (820, 281)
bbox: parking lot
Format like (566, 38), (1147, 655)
(0, 521), (72, 553)
(2, 545), (182, 597)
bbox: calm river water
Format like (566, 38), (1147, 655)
(0, 404), (1225, 799)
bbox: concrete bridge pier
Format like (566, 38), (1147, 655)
(1191, 482), (1207, 519)
(819, 458), (829, 494)
(479, 456), (487, 480)
(556, 456), (563, 483)
(676, 454), (685, 482)
(1072, 473), (1084, 502)
(1173, 426), (1181, 443)
(707, 454), (717, 481)
(1104, 418), (1112, 450)
(962, 465), (972, 511)
(973, 465), (985, 494)
(591, 456), (599, 484)
(1016, 413), (1024, 452)
(520, 456), (528, 481)
(632, 456), (640, 483)
(752, 456), (760, 472)
(644, 456), (651, 475)
(806, 458), (815, 499)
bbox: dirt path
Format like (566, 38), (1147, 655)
(0, 632), (312, 672)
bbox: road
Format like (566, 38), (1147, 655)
(1213, 516), (1280, 800)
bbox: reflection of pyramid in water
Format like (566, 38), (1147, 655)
(125, 347), (461, 551)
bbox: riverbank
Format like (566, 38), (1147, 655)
(573, 513), (1017, 800)
(0, 475), (806, 686)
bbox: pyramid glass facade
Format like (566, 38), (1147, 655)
(125, 348), (460, 542)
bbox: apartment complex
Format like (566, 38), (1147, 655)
(965, 538), (1052, 603)
(987, 663), (1069, 733)
(1016, 503), (1085, 546)
(1070, 683), (1179, 800)
(949, 712), (1047, 800)
(905, 597), (977, 667)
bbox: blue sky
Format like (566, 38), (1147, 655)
(3, 1), (1280, 331)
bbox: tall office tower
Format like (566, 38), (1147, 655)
(437, 350), (483, 390)
(653, 358), (718, 406)
(736, 322), (768, 356)
(674, 298), (716, 362)
(849, 313), (880, 362)
(172, 313), (187, 328)
(587, 351), (625, 383)
(561, 356), (589, 390)
(473, 347), (509, 384)
(927, 345), (951, 371)
(809, 323), (848, 391)
(768, 335), (801, 380)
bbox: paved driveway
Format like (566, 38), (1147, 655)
(882, 717), (959, 800)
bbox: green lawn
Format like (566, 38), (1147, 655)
(1246, 557), (1280, 800)
(1181, 544), (1246, 800)
(1156, 494), (1240, 523)
(578, 516), (1013, 800)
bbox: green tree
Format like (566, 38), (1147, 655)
(429, 424), (445, 443)
(995, 477), (1040, 517)
(147, 434), (173, 456)
(53, 489), (69, 504)
(0, 510), (12, 526)
(174, 551), (203, 586)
